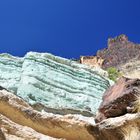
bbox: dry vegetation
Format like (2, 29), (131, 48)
(121, 124), (140, 140)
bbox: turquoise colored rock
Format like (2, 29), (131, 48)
(0, 52), (111, 116)
(0, 53), (23, 92)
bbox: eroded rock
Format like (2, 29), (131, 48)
(0, 89), (96, 140)
(96, 77), (140, 122)
(0, 114), (63, 140)
(0, 88), (140, 140)
(0, 52), (111, 116)
(0, 128), (5, 140)
(97, 34), (140, 69)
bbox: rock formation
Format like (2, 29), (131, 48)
(79, 34), (140, 79)
(119, 59), (140, 79)
(0, 88), (95, 140)
(0, 54), (23, 93)
(0, 52), (111, 116)
(0, 114), (61, 140)
(0, 87), (140, 140)
(96, 77), (140, 122)
(0, 50), (140, 139)
(80, 56), (104, 68)
(97, 34), (140, 69)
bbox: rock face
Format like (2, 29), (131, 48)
(119, 59), (140, 79)
(79, 34), (140, 79)
(0, 52), (110, 116)
(0, 54), (23, 93)
(80, 56), (104, 68)
(0, 88), (96, 140)
(0, 114), (61, 140)
(96, 77), (140, 122)
(97, 34), (140, 69)
(0, 129), (5, 140)
(0, 88), (140, 140)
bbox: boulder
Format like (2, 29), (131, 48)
(96, 77), (140, 122)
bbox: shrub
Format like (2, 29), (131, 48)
(107, 67), (121, 81)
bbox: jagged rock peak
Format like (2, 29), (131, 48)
(97, 34), (140, 69)
(108, 34), (128, 47)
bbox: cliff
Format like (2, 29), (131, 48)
(0, 52), (111, 116)
(97, 34), (140, 69)
(79, 34), (140, 79)
(0, 51), (140, 139)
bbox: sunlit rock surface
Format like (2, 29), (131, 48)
(0, 52), (111, 116)
(0, 54), (23, 93)
(0, 114), (62, 140)
(0, 88), (140, 140)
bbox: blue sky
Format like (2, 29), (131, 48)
(0, 0), (140, 58)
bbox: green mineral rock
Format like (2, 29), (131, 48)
(0, 52), (111, 116)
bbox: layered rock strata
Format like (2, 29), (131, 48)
(0, 54), (23, 93)
(0, 52), (111, 116)
(0, 88), (96, 140)
(0, 88), (140, 140)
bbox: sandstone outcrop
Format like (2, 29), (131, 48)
(0, 87), (140, 140)
(0, 114), (62, 140)
(96, 77), (140, 122)
(80, 56), (104, 68)
(0, 88), (96, 140)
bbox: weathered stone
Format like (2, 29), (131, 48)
(0, 114), (63, 140)
(0, 128), (5, 140)
(119, 59), (140, 79)
(80, 56), (104, 68)
(96, 77), (140, 122)
(0, 88), (140, 140)
(0, 88), (96, 140)
(0, 52), (111, 116)
(96, 113), (140, 140)
(78, 35), (140, 79)
(0, 54), (23, 93)
(97, 34), (140, 69)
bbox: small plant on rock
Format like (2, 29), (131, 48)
(107, 67), (122, 82)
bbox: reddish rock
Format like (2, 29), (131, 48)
(79, 34), (140, 71)
(96, 77), (140, 122)
(97, 34), (140, 69)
